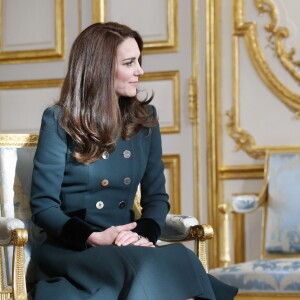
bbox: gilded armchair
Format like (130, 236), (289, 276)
(0, 133), (213, 300)
(210, 150), (300, 300)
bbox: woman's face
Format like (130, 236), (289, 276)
(114, 37), (144, 98)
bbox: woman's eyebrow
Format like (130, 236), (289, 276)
(122, 57), (137, 62)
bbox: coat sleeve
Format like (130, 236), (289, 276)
(133, 105), (170, 243)
(30, 107), (95, 250)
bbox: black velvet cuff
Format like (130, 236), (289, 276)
(132, 218), (161, 244)
(60, 217), (95, 250)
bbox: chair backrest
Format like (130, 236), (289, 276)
(0, 134), (46, 286)
(262, 150), (300, 258)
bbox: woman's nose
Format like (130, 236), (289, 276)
(135, 63), (144, 76)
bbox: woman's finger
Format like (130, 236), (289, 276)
(115, 231), (139, 246)
(131, 237), (154, 247)
(116, 222), (137, 232)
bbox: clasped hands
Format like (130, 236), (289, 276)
(87, 222), (154, 248)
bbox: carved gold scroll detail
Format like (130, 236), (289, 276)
(226, 0), (300, 160)
(234, 0), (300, 115)
(255, 0), (300, 86)
(226, 109), (265, 159)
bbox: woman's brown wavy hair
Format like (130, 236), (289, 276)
(56, 22), (157, 164)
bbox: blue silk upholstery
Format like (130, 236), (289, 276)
(210, 258), (300, 293)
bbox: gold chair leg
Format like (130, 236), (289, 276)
(12, 229), (28, 300)
(0, 294), (12, 300)
(0, 248), (12, 300)
(191, 224), (214, 272)
(219, 203), (232, 267)
(195, 239), (209, 272)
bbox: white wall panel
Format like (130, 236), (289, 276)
(0, 87), (59, 133)
(108, 0), (167, 42)
(2, 0), (55, 51)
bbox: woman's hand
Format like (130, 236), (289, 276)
(87, 222), (137, 247)
(115, 231), (154, 247)
(86, 221), (154, 247)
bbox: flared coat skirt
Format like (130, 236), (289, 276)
(29, 237), (236, 300)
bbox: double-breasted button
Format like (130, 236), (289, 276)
(102, 151), (109, 159)
(123, 177), (131, 185)
(118, 201), (126, 209)
(101, 179), (109, 187)
(123, 150), (131, 158)
(96, 201), (104, 209)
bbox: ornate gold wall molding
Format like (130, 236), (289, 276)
(226, 0), (300, 160)
(255, 0), (300, 86)
(163, 154), (181, 214)
(190, 0), (200, 221)
(219, 164), (264, 180)
(226, 108), (266, 159)
(206, 0), (221, 268)
(0, 79), (63, 90)
(189, 78), (198, 125)
(0, 0), (65, 64)
(234, 0), (300, 114)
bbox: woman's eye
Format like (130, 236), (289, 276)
(124, 60), (133, 66)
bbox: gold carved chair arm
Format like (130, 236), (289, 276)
(218, 179), (268, 216)
(217, 188), (268, 267)
(0, 218), (28, 300)
(160, 214), (214, 272)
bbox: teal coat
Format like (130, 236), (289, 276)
(29, 106), (237, 300)
(30, 105), (169, 245)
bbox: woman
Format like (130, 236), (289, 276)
(29, 22), (238, 299)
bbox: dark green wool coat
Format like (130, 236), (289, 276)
(29, 106), (237, 300)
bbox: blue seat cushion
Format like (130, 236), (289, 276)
(209, 258), (300, 293)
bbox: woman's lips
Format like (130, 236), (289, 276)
(129, 82), (138, 87)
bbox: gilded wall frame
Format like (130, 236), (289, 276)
(190, 0), (200, 220)
(0, 79), (63, 90)
(140, 71), (180, 134)
(234, 0), (300, 113)
(92, 0), (178, 53)
(162, 154), (181, 214)
(206, 0), (222, 268)
(226, 0), (300, 160)
(0, 0), (65, 63)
